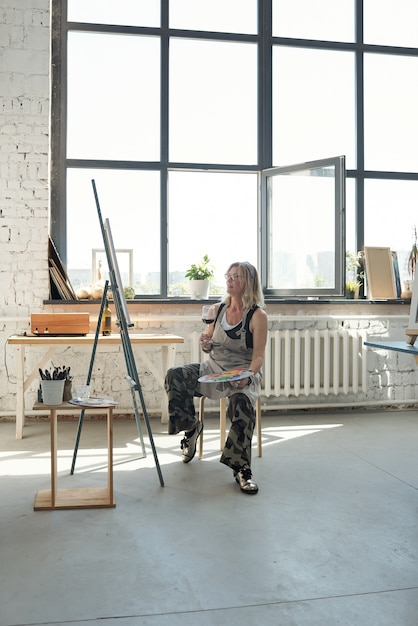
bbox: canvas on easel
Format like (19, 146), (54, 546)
(103, 218), (131, 326)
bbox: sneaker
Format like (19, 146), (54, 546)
(234, 468), (259, 494)
(180, 422), (203, 463)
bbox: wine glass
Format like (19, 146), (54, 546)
(201, 305), (215, 352)
(201, 305), (216, 327)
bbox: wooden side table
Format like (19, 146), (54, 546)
(33, 401), (115, 511)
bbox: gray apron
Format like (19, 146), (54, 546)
(197, 306), (261, 407)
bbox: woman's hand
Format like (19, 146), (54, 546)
(230, 375), (252, 390)
(229, 376), (251, 389)
(200, 332), (213, 353)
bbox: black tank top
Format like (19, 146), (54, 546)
(214, 303), (259, 349)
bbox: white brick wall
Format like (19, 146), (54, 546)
(0, 0), (50, 323)
(0, 1), (417, 424)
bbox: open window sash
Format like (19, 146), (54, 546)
(260, 155), (345, 297)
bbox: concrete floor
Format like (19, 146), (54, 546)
(1, 408), (418, 626)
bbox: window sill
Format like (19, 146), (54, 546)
(43, 297), (411, 306)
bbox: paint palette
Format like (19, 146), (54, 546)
(69, 397), (118, 407)
(198, 369), (252, 383)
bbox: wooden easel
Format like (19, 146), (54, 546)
(70, 180), (164, 487)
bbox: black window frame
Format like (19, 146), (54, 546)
(50, 0), (418, 301)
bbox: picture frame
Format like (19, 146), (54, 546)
(92, 248), (134, 288)
(363, 246), (397, 300)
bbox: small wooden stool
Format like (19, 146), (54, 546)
(33, 401), (115, 511)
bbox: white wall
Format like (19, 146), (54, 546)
(0, 0), (51, 413)
(1, 1), (417, 424)
(0, 0), (50, 315)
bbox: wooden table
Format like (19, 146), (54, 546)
(33, 401), (115, 511)
(7, 333), (184, 439)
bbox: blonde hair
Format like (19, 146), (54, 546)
(224, 261), (264, 310)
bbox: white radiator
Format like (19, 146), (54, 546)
(190, 328), (367, 398)
(263, 329), (367, 398)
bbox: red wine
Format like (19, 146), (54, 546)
(202, 318), (215, 325)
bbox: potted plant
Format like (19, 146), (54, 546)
(345, 279), (362, 299)
(345, 251), (363, 299)
(185, 254), (215, 300)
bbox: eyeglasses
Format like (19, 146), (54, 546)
(224, 273), (243, 281)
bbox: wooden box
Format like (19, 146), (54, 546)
(31, 313), (90, 336)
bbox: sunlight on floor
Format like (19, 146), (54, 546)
(0, 422), (343, 476)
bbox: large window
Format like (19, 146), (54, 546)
(272, 47), (355, 167)
(67, 169), (161, 294)
(169, 38), (257, 165)
(51, 0), (418, 299)
(67, 32), (160, 162)
(168, 171), (258, 296)
(364, 53), (418, 172)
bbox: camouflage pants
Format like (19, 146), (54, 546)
(164, 364), (256, 471)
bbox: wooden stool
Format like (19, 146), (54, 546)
(33, 401), (115, 511)
(198, 396), (262, 459)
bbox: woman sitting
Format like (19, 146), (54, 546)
(164, 261), (267, 494)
